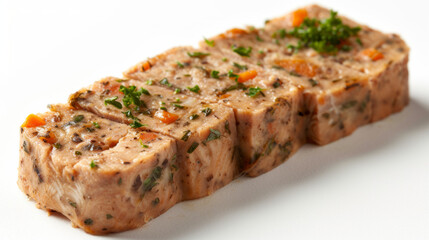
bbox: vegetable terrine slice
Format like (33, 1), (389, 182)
(18, 104), (180, 234)
(263, 4), (410, 123)
(69, 77), (238, 199)
(200, 27), (372, 145)
(123, 46), (306, 176)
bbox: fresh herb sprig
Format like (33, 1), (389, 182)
(288, 10), (361, 54)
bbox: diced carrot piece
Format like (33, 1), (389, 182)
(139, 132), (158, 143)
(274, 59), (318, 78)
(291, 8), (308, 27)
(219, 28), (248, 38)
(39, 131), (57, 144)
(21, 114), (46, 128)
(154, 110), (179, 124)
(360, 48), (384, 61)
(219, 94), (231, 99)
(141, 61), (152, 71)
(238, 70), (258, 83)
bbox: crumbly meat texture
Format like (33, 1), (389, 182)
(124, 47), (306, 176)
(18, 104), (180, 234)
(69, 77), (238, 199)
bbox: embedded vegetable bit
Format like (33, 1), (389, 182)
(238, 70), (258, 83)
(246, 87), (265, 98)
(130, 120), (144, 128)
(233, 62), (248, 70)
(291, 8), (308, 27)
(187, 85), (200, 93)
(231, 45), (252, 57)
(201, 107), (212, 116)
(160, 78), (172, 87)
(211, 70), (220, 79)
(90, 160), (98, 169)
(204, 38), (215, 47)
(176, 61), (185, 68)
(154, 110), (179, 124)
(21, 114), (46, 128)
(288, 10), (361, 54)
(360, 48), (384, 61)
(187, 142), (199, 153)
(274, 59), (318, 78)
(104, 96), (123, 109)
(39, 131), (57, 144)
(141, 61), (152, 72)
(187, 52), (210, 58)
(181, 130), (191, 141)
(139, 132), (158, 143)
(203, 129), (221, 144)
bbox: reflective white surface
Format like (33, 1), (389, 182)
(1, 0), (428, 239)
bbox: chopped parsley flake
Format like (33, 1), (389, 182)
(246, 87), (264, 97)
(104, 96), (122, 109)
(159, 78), (172, 87)
(187, 142), (199, 153)
(233, 62), (248, 70)
(201, 107), (212, 116)
(204, 38), (215, 47)
(90, 160), (98, 169)
(92, 122), (100, 128)
(187, 85), (200, 93)
(211, 70), (220, 79)
(231, 45), (252, 57)
(203, 128), (221, 144)
(176, 61), (185, 68)
(187, 52), (210, 58)
(181, 130), (191, 141)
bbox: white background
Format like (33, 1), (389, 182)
(1, 0), (428, 239)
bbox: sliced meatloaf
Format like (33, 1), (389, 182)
(69, 77), (238, 199)
(18, 104), (180, 234)
(123, 46), (306, 176)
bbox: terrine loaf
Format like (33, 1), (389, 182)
(18, 4), (409, 235)
(69, 77), (238, 199)
(18, 104), (181, 234)
(123, 46), (306, 176)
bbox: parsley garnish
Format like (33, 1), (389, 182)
(174, 88), (181, 94)
(288, 10), (361, 54)
(231, 45), (252, 57)
(104, 96), (122, 109)
(204, 38), (215, 47)
(246, 87), (264, 97)
(146, 79), (153, 85)
(233, 62), (248, 70)
(211, 70), (220, 79)
(187, 85), (200, 93)
(187, 52), (210, 58)
(119, 85), (145, 109)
